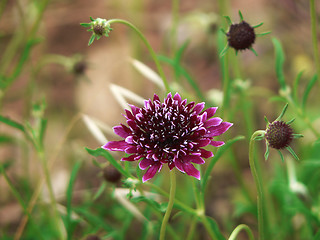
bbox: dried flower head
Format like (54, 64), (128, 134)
(102, 93), (232, 182)
(103, 165), (122, 183)
(80, 17), (112, 46)
(227, 21), (255, 51)
(220, 10), (270, 57)
(263, 104), (303, 161)
(265, 121), (293, 150)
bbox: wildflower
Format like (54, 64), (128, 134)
(262, 104), (303, 161)
(102, 93), (232, 182)
(220, 10), (270, 56)
(80, 17), (112, 46)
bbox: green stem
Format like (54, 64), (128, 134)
(38, 149), (64, 239)
(228, 224), (255, 240)
(249, 130), (266, 240)
(106, 19), (170, 92)
(170, 0), (180, 54)
(159, 170), (176, 240)
(186, 215), (198, 240)
(310, 0), (320, 79)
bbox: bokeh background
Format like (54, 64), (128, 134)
(0, 0), (319, 239)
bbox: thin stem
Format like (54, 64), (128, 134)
(170, 0), (180, 54)
(228, 224), (255, 240)
(38, 150), (64, 239)
(249, 130), (266, 240)
(186, 215), (198, 240)
(106, 19), (170, 92)
(14, 113), (82, 240)
(310, 0), (320, 79)
(159, 170), (176, 240)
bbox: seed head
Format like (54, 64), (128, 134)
(103, 165), (122, 183)
(265, 121), (293, 150)
(227, 21), (255, 51)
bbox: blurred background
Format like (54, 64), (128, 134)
(0, 0), (319, 239)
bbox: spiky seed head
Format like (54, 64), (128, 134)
(265, 121), (294, 149)
(227, 21), (256, 50)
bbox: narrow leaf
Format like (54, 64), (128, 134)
(0, 115), (25, 132)
(302, 74), (317, 111)
(286, 146), (300, 161)
(86, 148), (132, 178)
(272, 38), (287, 90)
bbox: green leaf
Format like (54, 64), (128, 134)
(130, 196), (163, 213)
(202, 136), (245, 191)
(86, 148), (131, 178)
(269, 96), (287, 103)
(238, 10), (244, 21)
(80, 23), (91, 27)
(286, 146), (300, 161)
(278, 150), (284, 163)
(93, 182), (107, 201)
(0, 115), (25, 132)
(264, 143), (270, 161)
(0, 135), (15, 144)
(65, 161), (82, 240)
(88, 35), (95, 46)
(203, 216), (226, 240)
(275, 103), (288, 121)
(272, 38), (287, 90)
(292, 71), (304, 104)
(302, 74), (317, 111)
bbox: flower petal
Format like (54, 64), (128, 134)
(204, 107), (218, 118)
(139, 158), (154, 170)
(183, 163), (200, 180)
(121, 154), (141, 161)
(197, 139), (211, 147)
(142, 163), (162, 182)
(174, 159), (185, 173)
(204, 117), (222, 128)
(210, 141), (225, 147)
(102, 140), (129, 151)
(200, 149), (214, 158)
(173, 93), (182, 103)
(113, 125), (130, 138)
(125, 146), (138, 153)
(182, 155), (205, 164)
(206, 122), (233, 137)
(193, 102), (205, 114)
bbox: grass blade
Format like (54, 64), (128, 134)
(302, 74), (317, 111)
(272, 38), (286, 90)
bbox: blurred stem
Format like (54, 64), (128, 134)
(38, 149), (63, 239)
(249, 130), (266, 240)
(186, 215), (198, 240)
(106, 19), (170, 92)
(0, 0), (49, 75)
(170, 0), (180, 54)
(0, 0), (8, 19)
(228, 224), (255, 240)
(0, 166), (45, 239)
(286, 95), (320, 139)
(14, 113), (82, 240)
(310, 0), (320, 80)
(159, 170), (176, 240)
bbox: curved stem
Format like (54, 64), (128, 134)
(106, 19), (170, 92)
(310, 0), (320, 80)
(249, 130), (266, 240)
(228, 224), (255, 240)
(159, 170), (176, 240)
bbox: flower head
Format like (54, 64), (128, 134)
(220, 10), (270, 57)
(263, 104), (303, 161)
(265, 121), (293, 150)
(102, 93), (232, 182)
(80, 17), (112, 46)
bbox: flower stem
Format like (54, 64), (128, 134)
(159, 170), (176, 240)
(249, 130), (266, 240)
(228, 224), (255, 240)
(309, 0), (320, 80)
(106, 19), (170, 92)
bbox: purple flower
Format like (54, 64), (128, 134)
(102, 93), (232, 182)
